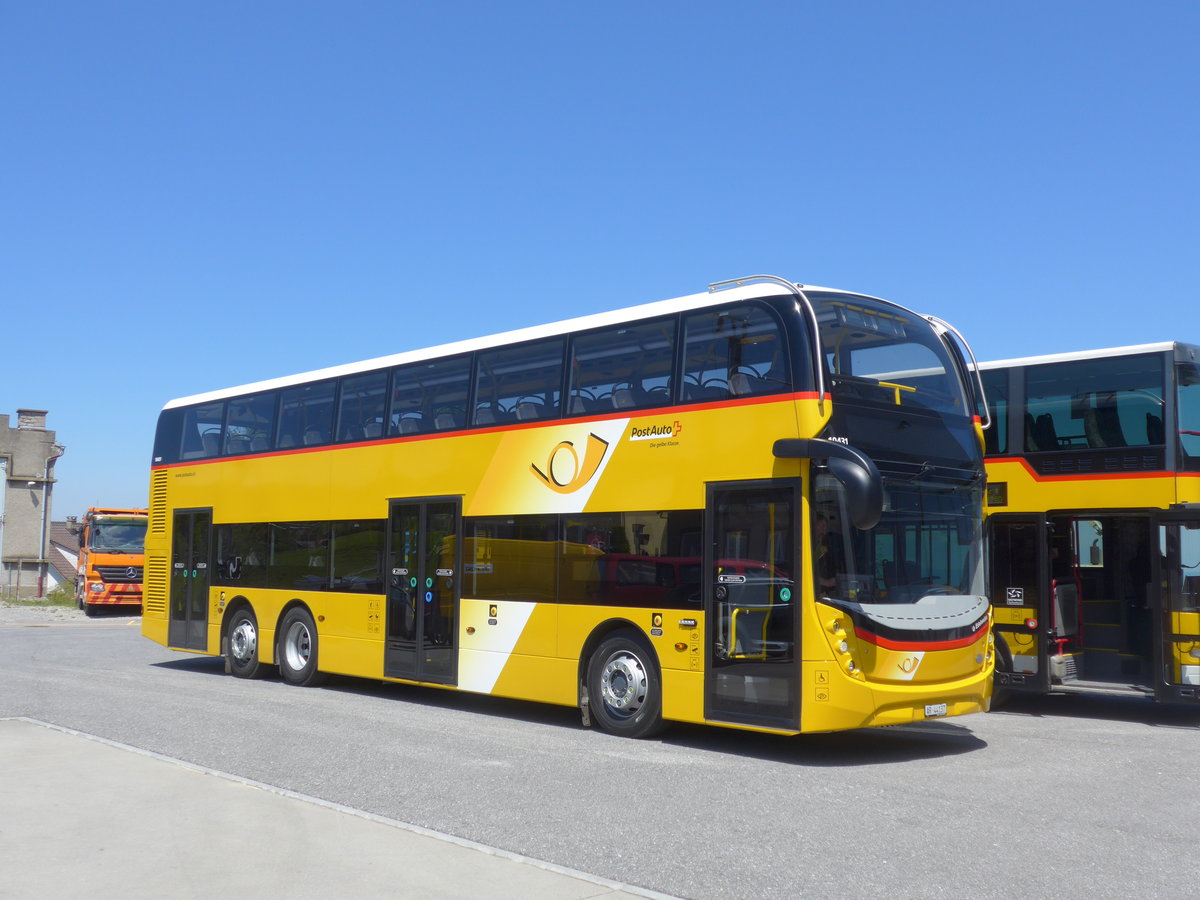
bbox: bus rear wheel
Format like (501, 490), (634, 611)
(278, 607), (326, 687)
(586, 631), (664, 738)
(226, 607), (265, 679)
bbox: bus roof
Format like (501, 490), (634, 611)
(162, 281), (892, 410)
(976, 341), (1200, 371)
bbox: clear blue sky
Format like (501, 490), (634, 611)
(3, 1), (1197, 519)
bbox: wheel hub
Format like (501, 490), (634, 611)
(600, 653), (647, 715)
(230, 621), (256, 661)
(285, 622), (311, 670)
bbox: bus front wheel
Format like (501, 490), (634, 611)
(278, 607), (326, 687)
(226, 607), (265, 679)
(586, 631), (664, 739)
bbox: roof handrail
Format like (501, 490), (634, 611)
(923, 314), (992, 430)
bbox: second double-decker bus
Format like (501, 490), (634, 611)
(142, 275), (994, 737)
(979, 342), (1200, 704)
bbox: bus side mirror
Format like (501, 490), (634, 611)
(773, 438), (883, 530)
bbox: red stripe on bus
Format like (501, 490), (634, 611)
(987, 456), (1173, 483)
(852, 623), (988, 651)
(154, 392), (823, 468)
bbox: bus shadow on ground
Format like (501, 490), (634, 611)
(663, 720), (984, 766)
(326, 675), (987, 765)
(146, 659), (987, 765)
(990, 692), (1200, 728)
(80, 608), (142, 620)
(151, 656), (227, 675)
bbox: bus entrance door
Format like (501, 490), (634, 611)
(1155, 514), (1200, 703)
(704, 482), (800, 731)
(168, 509), (211, 651)
(988, 515), (1050, 694)
(385, 498), (460, 685)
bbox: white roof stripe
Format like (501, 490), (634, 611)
(163, 281), (879, 410)
(975, 342), (1185, 371)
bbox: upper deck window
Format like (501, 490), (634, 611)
(810, 294), (968, 418)
(1177, 362), (1200, 470)
(225, 392), (277, 455)
(389, 354), (472, 436)
(180, 401), (225, 460)
(474, 338), (565, 425)
(1022, 355), (1164, 452)
(568, 317), (676, 414)
(980, 369), (1009, 455)
(277, 380), (336, 449)
(337, 371), (388, 442)
(681, 304), (792, 404)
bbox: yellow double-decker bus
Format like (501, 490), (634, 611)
(142, 275), (994, 737)
(979, 342), (1200, 704)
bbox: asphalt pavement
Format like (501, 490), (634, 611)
(0, 717), (673, 899)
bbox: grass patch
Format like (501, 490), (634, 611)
(2, 583), (77, 608)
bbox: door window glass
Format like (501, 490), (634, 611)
(709, 486), (797, 725)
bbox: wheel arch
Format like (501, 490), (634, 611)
(219, 595), (255, 653)
(577, 618), (661, 702)
(273, 598), (316, 655)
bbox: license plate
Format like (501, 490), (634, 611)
(924, 703), (948, 718)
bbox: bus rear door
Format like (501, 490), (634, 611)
(989, 515), (1051, 694)
(169, 509), (211, 651)
(1156, 512), (1200, 703)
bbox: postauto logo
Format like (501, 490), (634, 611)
(530, 433), (610, 494)
(629, 420), (683, 441)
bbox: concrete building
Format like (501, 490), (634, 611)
(1, 409), (66, 598)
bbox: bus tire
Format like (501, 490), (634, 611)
(278, 607), (326, 687)
(226, 607), (265, 679)
(586, 630), (664, 739)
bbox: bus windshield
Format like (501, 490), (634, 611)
(815, 473), (983, 605)
(809, 292), (970, 419)
(91, 521), (147, 553)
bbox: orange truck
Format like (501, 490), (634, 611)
(72, 508), (148, 615)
